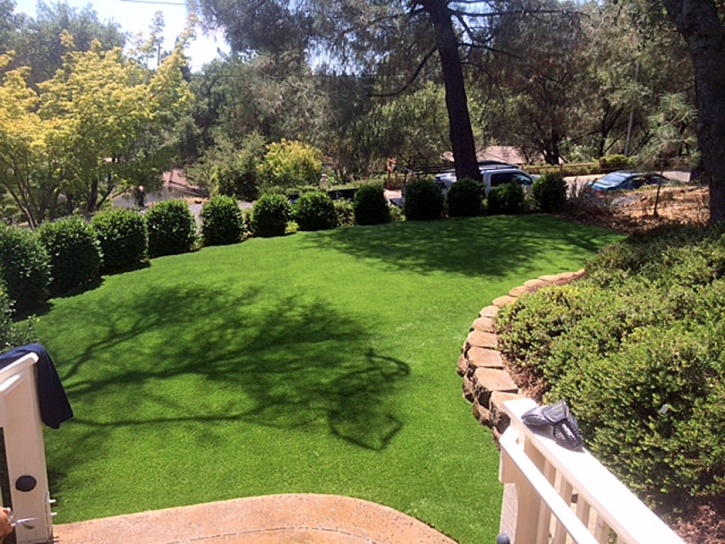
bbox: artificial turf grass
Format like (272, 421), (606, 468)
(35, 214), (621, 544)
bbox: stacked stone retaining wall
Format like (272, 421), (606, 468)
(457, 270), (586, 442)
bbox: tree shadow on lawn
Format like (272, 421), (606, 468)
(307, 215), (618, 277)
(47, 283), (409, 498)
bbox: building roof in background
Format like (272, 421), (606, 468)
(442, 146), (536, 166)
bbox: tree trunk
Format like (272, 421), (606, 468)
(662, 0), (725, 225)
(421, 1), (481, 182)
(87, 177), (99, 213)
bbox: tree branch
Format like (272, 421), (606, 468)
(369, 46), (438, 98)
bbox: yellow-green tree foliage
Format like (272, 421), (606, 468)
(0, 31), (192, 227)
(256, 139), (323, 189)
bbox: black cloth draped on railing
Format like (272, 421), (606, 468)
(0, 344), (73, 429)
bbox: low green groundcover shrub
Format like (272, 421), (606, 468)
(145, 200), (197, 258)
(252, 194), (292, 237)
(92, 208), (148, 274)
(201, 195), (245, 246)
(353, 185), (391, 226)
(486, 182), (526, 215)
(446, 178), (484, 217)
(403, 179), (444, 221)
(37, 217), (102, 297)
(294, 191), (338, 231)
(496, 223), (725, 515)
(532, 173), (568, 213)
(0, 225), (50, 316)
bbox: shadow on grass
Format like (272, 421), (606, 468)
(46, 283), (409, 500)
(306, 215), (617, 277)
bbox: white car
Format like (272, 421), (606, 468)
(434, 164), (535, 195)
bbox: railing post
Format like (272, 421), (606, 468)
(0, 354), (54, 544)
(500, 431), (544, 543)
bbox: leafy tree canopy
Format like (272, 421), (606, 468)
(0, 31), (193, 227)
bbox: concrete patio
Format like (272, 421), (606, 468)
(52, 494), (457, 544)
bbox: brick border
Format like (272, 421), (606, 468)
(457, 269), (586, 442)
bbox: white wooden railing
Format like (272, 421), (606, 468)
(499, 398), (685, 544)
(0, 353), (55, 543)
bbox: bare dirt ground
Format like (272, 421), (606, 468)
(564, 183), (710, 233)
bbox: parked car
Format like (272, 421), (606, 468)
(434, 163), (535, 196)
(586, 171), (670, 194)
(388, 161), (535, 208)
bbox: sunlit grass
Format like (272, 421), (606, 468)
(36, 214), (620, 543)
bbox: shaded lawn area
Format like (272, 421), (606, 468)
(35, 215), (621, 544)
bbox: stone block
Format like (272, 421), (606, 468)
(490, 391), (527, 433)
(493, 295), (517, 307)
(466, 330), (498, 349)
(508, 285), (529, 298)
(523, 278), (550, 291)
(456, 354), (469, 377)
(479, 305), (499, 318)
(472, 399), (492, 427)
(467, 346), (504, 370)
(539, 270), (585, 286)
(471, 316), (496, 333)
(462, 374), (475, 402)
(473, 368), (518, 406)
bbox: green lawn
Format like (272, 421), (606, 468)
(35, 215), (620, 543)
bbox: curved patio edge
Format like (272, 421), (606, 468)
(53, 493), (457, 544)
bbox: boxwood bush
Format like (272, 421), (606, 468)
(0, 225), (50, 316)
(532, 172), (568, 213)
(353, 184), (391, 226)
(37, 217), (102, 297)
(91, 208), (148, 274)
(496, 223), (725, 515)
(294, 191), (338, 231)
(251, 194), (292, 237)
(486, 182), (526, 215)
(0, 277), (37, 350)
(145, 200), (197, 258)
(403, 179), (444, 221)
(201, 195), (245, 246)
(446, 178), (484, 217)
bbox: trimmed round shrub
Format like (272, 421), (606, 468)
(0, 277), (37, 350)
(446, 178), (484, 217)
(91, 208), (148, 274)
(532, 173), (568, 213)
(251, 194), (292, 237)
(294, 192), (338, 231)
(145, 200), (197, 258)
(201, 195), (245, 246)
(0, 225), (50, 316)
(403, 179), (444, 221)
(334, 200), (355, 227)
(486, 182), (526, 215)
(37, 217), (102, 296)
(353, 185), (391, 226)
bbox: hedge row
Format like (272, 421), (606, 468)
(0, 189), (397, 318)
(399, 173), (567, 221)
(1, 176), (569, 320)
(495, 223), (725, 516)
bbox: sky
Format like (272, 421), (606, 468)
(13, 0), (230, 71)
